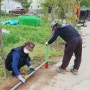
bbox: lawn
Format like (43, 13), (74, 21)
(0, 15), (64, 76)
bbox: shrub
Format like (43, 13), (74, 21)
(3, 32), (20, 46)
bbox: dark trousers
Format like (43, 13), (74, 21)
(6, 59), (26, 71)
(61, 36), (82, 70)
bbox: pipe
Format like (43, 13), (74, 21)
(45, 45), (49, 68)
(10, 61), (46, 90)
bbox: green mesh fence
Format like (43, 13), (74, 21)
(18, 16), (41, 26)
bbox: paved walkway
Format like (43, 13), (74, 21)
(41, 21), (90, 90)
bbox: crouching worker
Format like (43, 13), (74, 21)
(5, 40), (35, 83)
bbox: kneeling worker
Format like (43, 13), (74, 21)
(5, 40), (35, 83)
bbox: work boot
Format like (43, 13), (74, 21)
(71, 68), (78, 75)
(56, 66), (66, 74)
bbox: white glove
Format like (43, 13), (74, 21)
(29, 66), (35, 72)
(29, 65), (33, 69)
(18, 75), (26, 83)
(45, 41), (48, 45)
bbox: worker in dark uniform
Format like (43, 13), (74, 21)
(5, 40), (35, 83)
(45, 21), (82, 75)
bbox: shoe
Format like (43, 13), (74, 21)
(71, 69), (78, 75)
(56, 66), (66, 74)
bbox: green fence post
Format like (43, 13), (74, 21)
(45, 45), (49, 68)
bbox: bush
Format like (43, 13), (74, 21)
(3, 32), (20, 46)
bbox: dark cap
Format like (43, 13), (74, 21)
(24, 41), (35, 51)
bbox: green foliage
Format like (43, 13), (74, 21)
(21, 0), (32, 11)
(80, 0), (90, 7)
(40, 0), (77, 25)
(16, 0), (32, 11)
(40, 0), (55, 8)
(39, 0), (55, 17)
(3, 32), (20, 46)
(1, 11), (7, 16)
(0, 0), (2, 3)
(2, 16), (51, 47)
(1, 16), (64, 77)
(0, 67), (4, 76)
(2, 16), (63, 52)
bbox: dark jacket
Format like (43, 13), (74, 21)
(48, 24), (80, 44)
(5, 46), (31, 76)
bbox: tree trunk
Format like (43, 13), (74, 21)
(0, 3), (7, 78)
(51, 8), (55, 21)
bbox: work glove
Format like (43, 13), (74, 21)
(30, 68), (35, 72)
(45, 41), (48, 45)
(29, 66), (35, 72)
(18, 75), (26, 83)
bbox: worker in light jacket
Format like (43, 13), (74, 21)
(5, 40), (35, 83)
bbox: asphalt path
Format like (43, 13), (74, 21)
(40, 21), (90, 90)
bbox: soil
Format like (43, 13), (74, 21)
(1, 21), (89, 90)
(0, 42), (64, 90)
(0, 57), (61, 90)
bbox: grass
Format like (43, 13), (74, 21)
(0, 15), (64, 76)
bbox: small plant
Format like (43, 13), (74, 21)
(0, 67), (4, 77)
(3, 32), (20, 46)
(1, 16), (64, 77)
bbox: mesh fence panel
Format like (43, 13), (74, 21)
(18, 16), (41, 26)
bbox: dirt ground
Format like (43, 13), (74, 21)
(0, 57), (61, 90)
(0, 41), (64, 90)
(39, 21), (90, 90)
(1, 21), (89, 90)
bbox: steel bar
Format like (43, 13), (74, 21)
(45, 45), (49, 68)
(10, 61), (46, 90)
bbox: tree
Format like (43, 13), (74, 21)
(80, 0), (90, 7)
(40, 0), (78, 26)
(0, 0), (7, 77)
(17, 0), (32, 11)
(40, 0), (56, 21)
